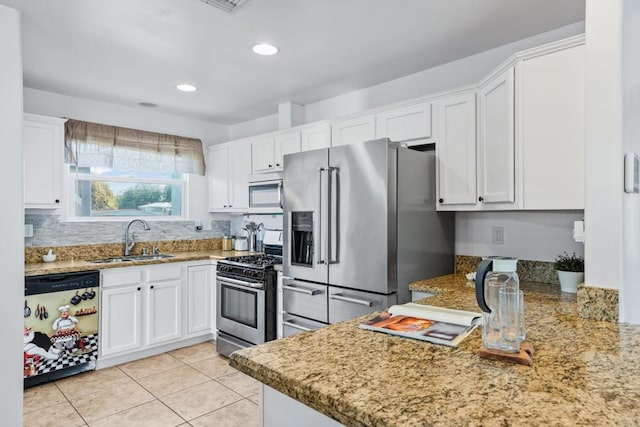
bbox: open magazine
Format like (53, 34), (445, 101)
(359, 303), (482, 347)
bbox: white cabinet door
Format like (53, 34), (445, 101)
(301, 125), (331, 151)
(252, 137), (275, 172)
(208, 146), (230, 210)
(274, 131), (301, 169)
(187, 265), (212, 335)
(375, 102), (432, 143)
(101, 285), (143, 357)
(147, 279), (181, 345)
(331, 116), (376, 147)
(436, 93), (477, 208)
(23, 114), (66, 209)
(519, 45), (585, 209)
(229, 142), (251, 209)
(478, 67), (516, 205)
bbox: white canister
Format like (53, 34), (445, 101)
(235, 237), (248, 251)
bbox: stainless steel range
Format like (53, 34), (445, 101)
(216, 230), (282, 357)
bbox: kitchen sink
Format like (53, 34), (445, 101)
(89, 254), (174, 263)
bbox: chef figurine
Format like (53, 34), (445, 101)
(52, 305), (78, 333)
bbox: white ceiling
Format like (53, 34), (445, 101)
(1, 0), (584, 125)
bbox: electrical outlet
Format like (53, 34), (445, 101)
(492, 226), (504, 245)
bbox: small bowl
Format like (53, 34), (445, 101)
(465, 272), (476, 281)
(42, 254), (56, 263)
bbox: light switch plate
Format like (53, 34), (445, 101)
(624, 152), (639, 193)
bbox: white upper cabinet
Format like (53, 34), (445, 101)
(477, 67), (516, 206)
(518, 44), (585, 209)
(252, 131), (300, 172)
(208, 145), (230, 210)
(274, 131), (301, 168)
(228, 142), (252, 209)
(208, 141), (251, 212)
(436, 92), (477, 207)
(252, 136), (276, 172)
(23, 114), (66, 209)
(301, 124), (331, 152)
(331, 116), (376, 147)
(375, 102), (432, 144)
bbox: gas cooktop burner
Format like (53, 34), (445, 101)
(221, 254), (282, 268)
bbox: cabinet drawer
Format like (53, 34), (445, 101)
(283, 313), (326, 337)
(282, 279), (328, 323)
(101, 269), (144, 288)
(148, 265), (183, 282)
(328, 287), (394, 324)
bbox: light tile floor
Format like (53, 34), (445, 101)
(23, 341), (261, 427)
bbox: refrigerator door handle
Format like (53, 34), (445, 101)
(317, 167), (326, 265)
(328, 167), (339, 264)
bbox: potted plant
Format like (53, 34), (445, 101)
(554, 252), (584, 293)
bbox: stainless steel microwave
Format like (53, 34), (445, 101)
(248, 172), (283, 213)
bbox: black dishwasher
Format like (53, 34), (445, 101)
(24, 270), (100, 388)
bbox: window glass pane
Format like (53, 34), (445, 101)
(74, 180), (182, 217)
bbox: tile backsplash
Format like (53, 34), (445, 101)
(25, 213), (230, 247)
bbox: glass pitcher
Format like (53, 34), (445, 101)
(475, 257), (521, 352)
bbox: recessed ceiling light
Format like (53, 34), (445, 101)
(138, 102), (158, 108)
(252, 43), (279, 56)
(176, 83), (197, 92)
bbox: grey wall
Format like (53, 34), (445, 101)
(455, 211), (585, 262)
(25, 213), (230, 247)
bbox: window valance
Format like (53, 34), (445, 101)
(64, 119), (206, 175)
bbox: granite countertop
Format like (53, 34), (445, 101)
(229, 274), (640, 426)
(24, 250), (250, 276)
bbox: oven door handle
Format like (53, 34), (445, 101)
(283, 285), (323, 296)
(330, 293), (375, 307)
(217, 276), (263, 289)
(282, 320), (312, 332)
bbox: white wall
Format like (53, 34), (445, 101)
(0, 4), (25, 424)
(584, 1), (624, 291)
(621, 0), (640, 323)
(229, 113), (278, 141)
(229, 22), (584, 138)
(455, 211), (584, 262)
(24, 88), (230, 145)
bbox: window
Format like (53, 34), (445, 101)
(64, 119), (205, 221)
(68, 166), (186, 219)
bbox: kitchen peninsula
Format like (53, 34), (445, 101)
(230, 274), (640, 426)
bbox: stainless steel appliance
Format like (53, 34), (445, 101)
(24, 271), (100, 387)
(283, 138), (454, 333)
(248, 172), (283, 213)
(216, 230), (282, 356)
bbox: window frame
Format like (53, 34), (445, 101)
(64, 165), (189, 222)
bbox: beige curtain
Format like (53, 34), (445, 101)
(64, 119), (206, 175)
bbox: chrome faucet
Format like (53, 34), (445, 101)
(124, 219), (151, 256)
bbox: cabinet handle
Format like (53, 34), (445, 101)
(478, 196), (484, 202)
(276, 163), (280, 167)
(55, 199), (60, 203)
(229, 205), (232, 208)
(268, 164), (273, 168)
(223, 205), (228, 208)
(137, 287), (141, 291)
(438, 198), (443, 203)
(150, 285), (154, 289)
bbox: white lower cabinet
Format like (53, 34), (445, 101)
(101, 284), (143, 356)
(100, 261), (215, 365)
(187, 264), (214, 335)
(147, 277), (182, 346)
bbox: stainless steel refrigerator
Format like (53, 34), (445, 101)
(282, 138), (454, 335)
